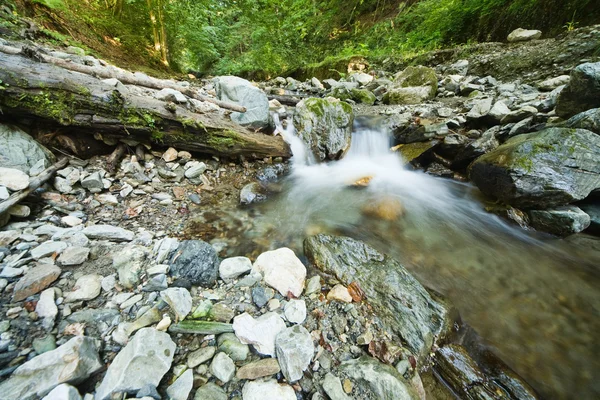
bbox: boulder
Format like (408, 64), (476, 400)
(304, 234), (454, 359)
(214, 76), (270, 130)
(0, 336), (102, 400)
(0, 124), (53, 173)
(169, 240), (219, 286)
(393, 66), (438, 97)
(275, 325), (314, 382)
(252, 247), (306, 297)
(556, 62), (600, 118)
(507, 28), (542, 42)
(563, 108), (600, 134)
(383, 86), (432, 105)
(528, 206), (591, 236)
(293, 97), (353, 162)
(469, 128), (600, 208)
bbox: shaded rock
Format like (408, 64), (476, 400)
(214, 76), (270, 130)
(160, 287), (192, 321)
(57, 246), (90, 266)
(210, 352), (235, 383)
(383, 86), (432, 105)
(169, 240), (219, 287)
(41, 384), (81, 400)
(0, 168), (29, 192)
(538, 75), (570, 91)
(529, 206), (591, 236)
(556, 62), (600, 118)
(393, 66), (438, 97)
(64, 274), (102, 302)
(0, 336), (102, 400)
(82, 225), (134, 242)
(579, 203), (600, 233)
(453, 128), (499, 165)
(275, 325), (314, 383)
(233, 312), (286, 356)
(219, 256), (252, 281)
(236, 358), (281, 380)
(0, 124), (53, 173)
(166, 369), (193, 400)
(13, 264), (61, 302)
(252, 285), (274, 308)
(242, 379), (296, 400)
(187, 346), (216, 368)
(112, 245), (149, 289)
(240, 182), (267, 205)
(252, 247), (306, 297)
(563, 108), (600, 134)
(394, 142), (437, 163)
(501, 106), (538, 124)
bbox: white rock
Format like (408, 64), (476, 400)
(8, 204), (30, 217)
(31, 241), (68, 259)
(166, 369), (193, 400)
(242, 379), (296, 400)
(538, 75), (570, 91)
(57, 247), (90, 266)
(120, 183), (133, 198)
(156, 88), (187, 103)
(210, 352), (236, 383)
(82, 225), (134, 242)
(507, 28), (542, 42)
(0, 167), (29, 191)
(65, 274), (102, 303)
(233, 312), (286, 356)
(101, 274), (117, 292)
(284, 299), (307, 324)
(252, 248), (306, 297)
(349, 72), (373, 86)
(152, 237), (179, 264)
(42, 383), (82, 400)
(53, 177), (73, 193)
(184, 162), (207, 179)
(327, 284), (353, 303)
(36, 288), (58, 330)
(219, 256), (252, 281)
(0, 186), (10, 200)
(322, 373), (351, 400)
(160, 288), (192, 321)
(61, 215), (82, 227)
(97, 194), (119, 205)
(275, 325), (314, 382)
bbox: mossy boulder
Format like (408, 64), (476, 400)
(394, 66), (438, 98)
(329, 87), (376, 105)
(469, 127), (600, 208)
(382, 87), (432, 105)
(293, 97), (354, 162)
(555, 62), (600, 118)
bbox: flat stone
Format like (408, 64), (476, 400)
(219, 256), (252, 281)
(13, 264), (61, 302)
(160, 287), (192, 321)
(82, 225), (134, 242)
(193, 383), (227, 400)
(61, 216), (82, 227)
(284, 299), (307, 324)
(156, 89), (187, 104)
(0, 266), (24, 278)
(41, 384), (82, 400)
(0, 167), (29, 191)
(65, 274), (102, 302)
(210, 352), (235, 383)
(241, 379), (296, 400)
(184, 162), (206, 179)
(31, 241), (67, 259)
(120, 293), (143, 309)
(166, 369), (193, 400)
(327, 284), (353, 303)
(275, 325), (314, 382)
(57, 247), (90, 266)
(187, 346), (216, 368)
(236, 358), (281, 380)
(252, 247), (306, 297)
(81, 172), (103, 191)
(233, 312), (286, 356)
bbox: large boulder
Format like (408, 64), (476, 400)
(0, 124), (54, 173)
(393, 66), (438, 97)
(383, 86), (432, 105)
(293, 97), (353, 162)
(469, 128), (600, 208)
(214, 76), (270, 130)
(555, 62), (600, 118)
(304, 234), (454, 360)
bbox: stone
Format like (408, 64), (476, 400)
(217, 332), (249, 361)
(340, 356), (418, 400)
(252, 285), (274, 308)
(556, 62), (600, 118)
(8, 204), (30, 217)
(169, 240), (219, 286)
(166, 369), (193, 400)
(563, 108), (600, 134)
(383, 86), (432, 105)
(236, 358), (281, 380)
(487, 101), (511, 124)
(453, 128), (499, 165)
(194, 383), (227, 400)
(153, 237), (179, 264)
(13, 264), (61, 302)
(252, 247), (306, 297)
(136, 384), (160, 400)
(112, 245), (149, 289)
(168, 321), (233, 335)
(0, 167), (29, 191)
(162, 147), (178, 162)
(82, 225), (134, 241)
(41, 384), (82, 400)
(31, 241), (67, 259)
(293, 97), (354, 162)
(233, 312), (286, 356)
(187, 346), (216, 368)
(160, 287), (193, 321)
(53, 177), (72, 193)
(275, 325), (314, 382)
(284, 299), (307, 324)
(305, 275), (321, 295)
(184, 162), (207, 179)
(529, 206), (591, 236)
(209, 302), (235, 323)
(155, 88), (187, 103)
(36, 288), (58, 329)
(349, 72), (373, 86)
(210, 352), (236, 383)
(322, 373), (351, 400)
(219, 256), (252, 281)
(0, 336), (102, 400)
(0, 124), (53, 174)
(393, 66), (438, 97)
(214, 76), (270, 129)
(304, 235), (453, 360)
(61, 215), (82, 227)
(507, 28), (542, 42)
(240, 182), (266, 205)
(156, 316), (171, 331)
(241, 379), (296, 400)
(65, 274), (102, 302)
(95, 328), (176, 400)
(538, 75), (570, 91)
(57, 247), (89, 266)
(327, 284), (353, 303)
(467, 97), (493, 121)
(501, 106), (538, 124)
(0, 185), (9, 200)
(32, 335), (57, 354)
(81, 172), (103, 191)
(469, 128), (600, 208)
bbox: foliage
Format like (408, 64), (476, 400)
(31, 0), (64, 10)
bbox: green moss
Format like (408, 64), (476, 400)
(206, 130), (244, 152)
(350, 88), (376, 105)
(304, 98), (327, 118)
(4, 90), (75, 124)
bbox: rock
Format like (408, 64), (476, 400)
(153, 237), (179, 264)
(563, 108), (600, 134)
(340, 356), (418, 400)
(169, 240), (219, 286)
(446, 60), (469, 75)
(57, 246), (89, 266)
(453, 127), (499, 165)
(467, 97), (493, 121)
(32, 335), (57, 355)
(217, 332), (249, 361)
(252, 247), (306, 297)
(0, 167), (29, 191)
(219, 256), (252, 281)
(487, 101), (511, 124)
(13, 264), (61, 302)
(284, 299), (307, 324)
(0, 185), (9, 200)
(41, 384), (82, 400)
(31, 241), (67, 259)
(194, 382), (227, 400)
(168, 320), (234, 335)
(112, 245), (149, 289)
(214, 76), (270, 129)
(327, 284), (353, 303)
(507, 28), (542, 42)
(529, 206), (591, 236)
(305, 275), (321, 295)
(361, 196), (405, 221)
(311, 77), (324, 89)
(293, 97), (354, 162)
(162, 147), (178, 162)
(187, 346), (216, 368)
(61, 215), (82, 227)
(166, 369), (193, 400)
(252, 285), (274, 307)
(82, 225), (134, 242)
(538, 75), (570, 91)
(236, 358), (281, 380)
(275, 325), (314, 383)
(8, 204), (30, 217)
(136, 384), (161, 400)
(210, 352), (236, 383)
(469, 128), (600, 208)
(580, 203), (600, 233)
(501, 106), (538, 124)
(95, 328), (175, 400)
(240, 182), (267, 205)
(0, 336), (102, 400)
(383, 86), (433, 105)
(155, 88), (187, 103)
(241, 379), (296, 400)
(232, 312), (286, 356)
(65, 274), (102, 302)
(322, 373), (351, 400)
(349, 72), (373, 86)
(36, 288), (58, 329)
(80, 172), (103, 192)
(393, 66), (438, 97)
(304, 235), (453, 359)
(184, 162), (207, 179)
(0, 124), (53, 173)
(160, 287), (193, 321)
(556, 62), (600, 118)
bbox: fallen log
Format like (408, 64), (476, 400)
(267, 94), (305, 106)
(0, 52), (290, 159)
(106, 143), (127, 173)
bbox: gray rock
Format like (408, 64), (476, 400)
(194, 383), (227, 400)
(241, 379), (296, 400)
(184, 162), (207, 179)
(112, 245), (149, 289)
(219, 256), (252, 281)
(214, 76), (270, 129)
(95, 328), (175, 400)
(563, 108), (600, 134)
(293, 97), (354, 162)
(340, 356), (418, 400)
(64, 274), (102, 302)
(36, 288), (58, 329)
(31, 241), (67, 259)
(538, 75), (570, 91)
(0, 336), (102, 400)
(453, 127), (499, 165)
(383, 86), (433, 105)
(240, 182), (266, 205)
(0, 167), (29, 191)
(349, 72), (373, 86)
(136, 384), (160, 400)
(210, 352), (235, 383)
(166, 369), (193, 400)
(252, 285), (274, 308)
(304, 235), (453, 360)
(467, 97), (493, 121)
(0, 124), (54, 173)
(529, 206), (591, 236)
(169, 240), (219, 286)
(160, 287), (193, 321)
(507, 28), (542, 42)
(57, 246), (89, 266)
(143, 274), (168, 292)
(152, 237), (179, 264)
(80, 172), (103, 192)
(392, 66), (438, 98)
(501, 106), (538, 124)
(41, 384), (82, 400)
(155, 88), (187, 103)
(187, 346), (216, 368)
(217, 332), (249, 361)
(322, 373), (351, 400)
(0, 185), (9, 200)
(82, 225), (134, 242)
(487, 101), (511, 124)
(556, 62), (600, 118)
(275, 325), (314, 383)
(469, 128), (600, 208)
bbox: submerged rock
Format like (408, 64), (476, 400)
(555, 62), (600, 118)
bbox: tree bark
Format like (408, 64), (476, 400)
(0, 52), (290, 159)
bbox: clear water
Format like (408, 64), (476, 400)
(253, 117), (600, 399)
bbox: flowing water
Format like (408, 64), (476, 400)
(253, 116), (600, 399)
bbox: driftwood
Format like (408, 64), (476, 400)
(106, 143), (127, 173)
(0, 51), (290, 159)
(0, 157), (69, 215)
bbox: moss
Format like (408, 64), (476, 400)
(303, 98), (327, 118)
(3, 90), (75, 124)
(350, 88), (376, 105)
(206, 130), (244, 152)
(395, 66), (438, 96)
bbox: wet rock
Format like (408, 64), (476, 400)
(284, 299), (307, 324)
(507, 28), (542, 42)
(0, 124), (54, 173)
(361, 196), (405, 221)
(31, 241), (67, 259)
(82, 225), (134, 242)
(13, 264), (61, 302)
(166, 369), (193, 400)
(293, 97), (354, 162)
(194, 382), (227, 400)
(64, 274), (102, 302)
(233, 312), (286, 356)
(169, 240), (219, 287)
(57, 246), (89, 266)
(529, 206), (591, 236)
(214, 76), (270, 130)
(252, 247), (306, 297)
(187, 346), (216, 368)
(242, 379), (296, 400)
(469, 128), (600, 208)
(579, 203), (600, 233)
(112, 245), (149, 289)
(304, 235), (454, 359)
(275, 325), (314, 382)
(240, 182), (267, 205)
(322, 373), (351, 400)
(41, 384), (82, 400)
(453, 128), (499, 165)
(160, 287), (193, 321)
(236, 358), (281, 380)
(219, 256), (252, 281)
(210, 352), (235, 383)
(0, 336), (102, 400)
(95, 328), (176, 400)
(217, 332), (249, 361)
(556, 62), (600, 118)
